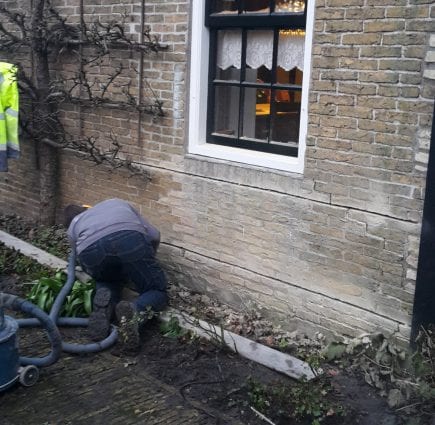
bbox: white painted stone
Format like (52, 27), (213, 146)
(415, 152), (429, 164)
(406, 268), (417, 281)
(423, 69), (435, 80)
(161, 309), (320, 381)
(425, 51), (435, 63)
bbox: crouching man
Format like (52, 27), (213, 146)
(64, 198), (168, 353)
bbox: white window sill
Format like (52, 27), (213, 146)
(189, 142), (305, 173)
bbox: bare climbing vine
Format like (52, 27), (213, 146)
(0, 0), (167, 223)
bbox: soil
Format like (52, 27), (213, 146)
(137, 322), (404, 425)
(0, 216), (434, 425)
(0, 274), (419, 425)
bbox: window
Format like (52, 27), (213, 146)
(188, 0), (314, 173)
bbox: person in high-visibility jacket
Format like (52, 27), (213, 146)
(0, 62), (19, 172)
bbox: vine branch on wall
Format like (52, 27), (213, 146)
(0, 1), (167, 186)
(0, 1), (170, 223)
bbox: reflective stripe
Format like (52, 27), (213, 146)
(0, 113), (4, 119)
(5, 108), (18, 118)
(0, 74), (4, 84)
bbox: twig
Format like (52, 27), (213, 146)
(178, 310), (228, 349)
(179, 379), (224, 398)
(250, 406), (277, 425)
(395, 402), (422, 412)
(362, 353), (392, 371)
(177, 380), (223, 421)
(0, 7), (28, 42)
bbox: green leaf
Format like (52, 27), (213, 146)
(324, 342), (346, 361)
(25, 272), (95, 317)
(55, 271), (65, 282)
(83, 290), (93, 316)
(38, 291), (49, 311)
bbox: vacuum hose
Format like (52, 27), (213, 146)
(0, 292), (62, 367)
(1, 248), (118, 366)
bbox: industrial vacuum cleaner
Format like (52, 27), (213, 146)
(0, 251), (118, 392)
(0, 294), (60, 391)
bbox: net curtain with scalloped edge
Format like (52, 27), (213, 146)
(216, 30), (305, 72)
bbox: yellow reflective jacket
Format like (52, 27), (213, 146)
(0, 62), (19, 172)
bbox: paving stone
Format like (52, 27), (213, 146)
(1, 351), (243, 424)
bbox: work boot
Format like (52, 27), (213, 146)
(115, 301), (144, 355)
(88, 287), (113, 341)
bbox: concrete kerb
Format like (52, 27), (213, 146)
(160, 309), (319, 380)
(0, 229), (319, 381)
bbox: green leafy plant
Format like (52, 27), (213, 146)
(29, 225), (70, 259)
(247, 377), (345, 425)
(0, 243), (52, 279)
(26, 271), (95, 317)
(160, 316), (185, 338)
(0, 214), (70, 260)
(247, 378), (270, 412)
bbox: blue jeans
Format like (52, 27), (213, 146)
(78, 230), (168, 312)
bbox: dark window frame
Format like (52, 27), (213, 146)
(205, 0), (308, 156)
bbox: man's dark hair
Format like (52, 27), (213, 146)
(64, 204), (88, 228)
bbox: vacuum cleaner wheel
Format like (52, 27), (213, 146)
(19, 365), (39, 387)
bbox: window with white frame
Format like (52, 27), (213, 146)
(188, 0), (314, 173)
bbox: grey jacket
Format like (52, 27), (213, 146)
(67, 198), (160, 255)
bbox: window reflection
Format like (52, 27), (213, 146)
(271, 90), (301, 143)
(275, 0), (305, 13)
(213, 86), (240, 138)
(216, 66), (241, 81)
(211, 0), (238, 14)
(242, 87), (270, 140)
(242, 0), (270, 13)
(211, 0), (306, 15)
(244, 65), (271, 84)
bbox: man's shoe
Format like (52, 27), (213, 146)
(115, 301), (143, 355)
(88, 287), (113, 341)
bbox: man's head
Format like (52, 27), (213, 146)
(64, 204), (89, 228)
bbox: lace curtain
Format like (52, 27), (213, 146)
(216, 30), (305, 71)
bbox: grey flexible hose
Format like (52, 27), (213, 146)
(17, 249), (118, 354)
(0, 292), (62, 367)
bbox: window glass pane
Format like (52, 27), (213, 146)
(245, 65), (272, 84)
(216, 30), (241, 80)
(242, 0), (270, 13)
(271, 89), (301, 143)
(213, 86), (240, 138)
(216, 66), (241, 81)
(275, 0), (305, 13)
(241, 87), (270, 141)
(276, 66), (303, 86)
(211, 0), (238, 14)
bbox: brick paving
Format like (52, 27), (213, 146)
(1, 350), (244, 424)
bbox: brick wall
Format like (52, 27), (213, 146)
(1, 0), (434, 342)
